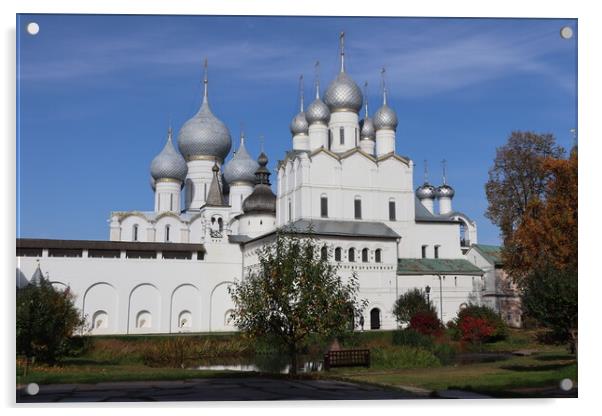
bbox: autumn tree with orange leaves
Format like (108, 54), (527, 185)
(485, 132), (577, 348)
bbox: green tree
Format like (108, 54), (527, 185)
(16, 274), (86, 366)
(392, 288), (435, 326)
(520, 265), (577, 351)
(229, 230), (365, 375)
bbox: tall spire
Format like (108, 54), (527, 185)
(339, 32), (345, 72)
(314, 61), (321, 99)
(381, 67), (388, 105)
(298, 74), (305, 112)
(363, 81), (369, 118)
(441, 159), (447, 185)
(424, 160), (429, 184)
(202, 57), (209, 103)
(259, 134), (265, 153)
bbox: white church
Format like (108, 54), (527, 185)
(17, 34), (517, 335)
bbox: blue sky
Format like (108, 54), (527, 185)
(16, 14), (577, 244)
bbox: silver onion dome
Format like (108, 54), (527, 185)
(242, 152), (276, 215)
(373, 103), (398, 131)
(436, 184), (455, 199)
(223, 134), (259, 185)
(150, 127), (188, 182)
(177, 61), (232, 161)
(323, 33), (363, 113)
(360, 117), (376, 140)
(324, 72), (363, 113)
(290, 111), (309, 135)
(416, 183), (436, 200)
(374, 68), (398, 131)
(306, 98), (330, 125)
(306, 68), (330, 125)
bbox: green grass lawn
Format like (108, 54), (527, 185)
(326, 348), (577, 397)
(16, 329), (577, 398)
(16, 359), (254, 386)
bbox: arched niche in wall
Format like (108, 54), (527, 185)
(128, 283), (161, 334)
(210, 281), (235, 332)
(170, 283), (201, 333)
(82, 282), (118, 335)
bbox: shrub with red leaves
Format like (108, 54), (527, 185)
(409, 311), (443, 337)
(458, 316), (495, 345)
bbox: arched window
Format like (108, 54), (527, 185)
(170, 194), (174, 211)
(133, 224), (139, 242)
(361, 248), (369, 263)
(421, 245), (428, 259)
(354, 196), (362, 219)
(434, 245), (440, 259)
(375, 248), (382, 263)
(348, 248), (355, 262)
(321, 245), (328, 261)
(340, 127), (345, 144)
(389, 199), (396, 221)
(370, 308), (381, 330)
(218, 217), (223, 232)
(320, 194), (328, 218)
(165, 225), (170, 242)
(335, 247), (342, 262)
(288, 199), (292, 222)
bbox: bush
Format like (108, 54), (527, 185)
(458, 316), (495, 348)
(393, 288), (436, 325)
(409, 310), (443, 337)
(371, 346), (440, 369)
(432, 342), (457, 365)
(16, 276), (86, 365)
(392, 329), (434, 349)
(456, 304), (507, 341)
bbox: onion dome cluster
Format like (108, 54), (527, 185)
(150, 128), (188, 183)
(242, 152), (276, 215)
(223, 134), (259, 185)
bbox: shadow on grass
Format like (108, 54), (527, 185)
(500, 363), (573, 372)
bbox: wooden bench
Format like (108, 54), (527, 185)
(323, 349), (370, 370)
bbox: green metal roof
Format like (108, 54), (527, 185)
(471, 244), (503, 266)
(397, 258), (484, 276)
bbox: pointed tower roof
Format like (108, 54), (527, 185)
(242, 151), (276, 215)
(205, 163), (227, 206)
(30, 261), (44, 286)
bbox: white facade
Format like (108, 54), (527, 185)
(17, 37), (499, 335)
